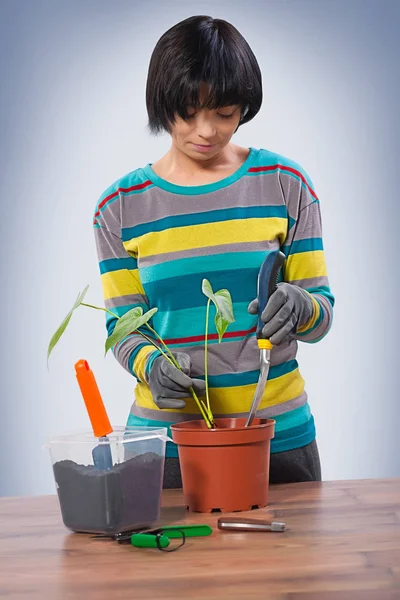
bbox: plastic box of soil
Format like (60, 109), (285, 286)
(47, 426), (169, 535)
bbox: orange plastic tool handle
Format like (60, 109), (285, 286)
(74, 360), (112, 438)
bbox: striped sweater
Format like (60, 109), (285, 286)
(93, 147), (334, 458)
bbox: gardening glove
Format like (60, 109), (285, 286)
(148, 352), (206, 409)
(247, 283), (314, 345)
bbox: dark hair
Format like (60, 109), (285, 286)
(146, 16), (262, 134)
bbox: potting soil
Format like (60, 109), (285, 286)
(52, 452), (163, 534)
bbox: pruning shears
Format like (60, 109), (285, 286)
(245, 250), (286, 426)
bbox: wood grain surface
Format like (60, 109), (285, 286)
(1, 479), (399, 599)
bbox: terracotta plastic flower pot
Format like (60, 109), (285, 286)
(171, 417), (275, 513)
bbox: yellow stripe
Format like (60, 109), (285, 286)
(123, 218), (287, 258)
(134, 368), (305, 414)
(132, 345), (156, 382)
(101, 269), (145, 300)
(285, 250), (327, 281)
(297, 295), (321, 333)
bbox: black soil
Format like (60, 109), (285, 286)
(52, 452), (163, 534)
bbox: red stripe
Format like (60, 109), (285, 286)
(248, 164), (318, 201)
(163, 326), (257, 346)
(94, 180), (153, 219)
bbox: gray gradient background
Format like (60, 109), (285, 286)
(0, 0), (399, 496)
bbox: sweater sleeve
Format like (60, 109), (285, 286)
(93, 221), (162, 382)
(281, 168), (335, 343)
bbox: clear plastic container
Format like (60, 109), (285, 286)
(47, 426), (170, 535)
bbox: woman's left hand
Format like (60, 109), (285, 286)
(247, 283), (314, 345)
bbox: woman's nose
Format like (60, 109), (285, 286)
(195, 115), (216, 138)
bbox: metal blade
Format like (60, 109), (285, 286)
(245, 349), (271, 426)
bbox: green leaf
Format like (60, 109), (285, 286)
(105, 307), (158, 355)
(202, 279), (235, 342)
(73, 285), (89, 310)
(47, 285), (90, 365)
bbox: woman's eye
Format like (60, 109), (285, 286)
(218, 113), (234, 119)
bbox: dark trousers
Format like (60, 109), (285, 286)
(162, 439), (321, 489)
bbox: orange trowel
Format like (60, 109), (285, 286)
(75, 360), (113, 470)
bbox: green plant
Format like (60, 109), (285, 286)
(47, 280), (235, 429)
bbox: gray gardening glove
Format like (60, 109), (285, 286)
(248, 283), (314, 345)
(148, 352), (206, 409)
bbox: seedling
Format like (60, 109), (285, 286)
(47, 280), (235, 429)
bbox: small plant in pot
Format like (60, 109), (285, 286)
(48, 279), (275, 513)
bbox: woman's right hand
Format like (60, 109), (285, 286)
(148, 353), (206, 409)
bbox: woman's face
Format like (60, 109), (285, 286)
(169, 87), (242, 160)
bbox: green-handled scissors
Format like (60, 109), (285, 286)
(117, 524), (213, 552)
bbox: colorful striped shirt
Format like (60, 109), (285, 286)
(93, 147), (334, 457)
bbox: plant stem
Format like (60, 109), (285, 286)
(135, 329), (213, 428)
(145, 323), (179, 367)
(85, 301), (214, 429)
(81, 302), (119, 320)
(136, 330), (176, 367)
(189, 386), (213, 428)
(144, 326), (213, 428)
(205, 298), (211, 414)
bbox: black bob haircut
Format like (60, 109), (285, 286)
(146, 15), (262, 134)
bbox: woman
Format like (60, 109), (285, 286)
(93, 15), (334, 488)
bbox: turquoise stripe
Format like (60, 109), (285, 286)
(271, 403), (311, 432)
(164, 333), (255, 348)
(126, 407), (315, 458)
(106, 302), (149, 334)
(145, 349), (163, 379)
(144, 267), (259, 311)
(270, 417), (315, 453)
(121, 205), (287, 241)
(308, 287), (335, 308)
(200, 360), (298, 388)
(99, 256), (138, 274)
(282, 238), (323, 257)
(106, 314), (117, 336)
(153, 302), (255, 340)
(140, 251), (269, 284)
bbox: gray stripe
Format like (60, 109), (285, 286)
(279, 170), (301, 222)
(130, 404), (202, 423)
(105, 294), (148, 308)
(289, 276), (330, 289)
(284, 199), (322, 245)
(255, 392), (307, 418)
(139, 239), (280, 268)
(98, 160), (316, 242)
(101, 195), (123, 235)
(94, 226), (130, 262)
(168, 336), (298, 378)
(116, 335), (148, 374)
(117, 177), (286, 228)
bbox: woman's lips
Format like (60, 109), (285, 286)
(191, 143), (216, 153)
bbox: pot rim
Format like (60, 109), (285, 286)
(170, 417), (275, 433)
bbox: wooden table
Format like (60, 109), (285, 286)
(1, 479), (399, 599)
